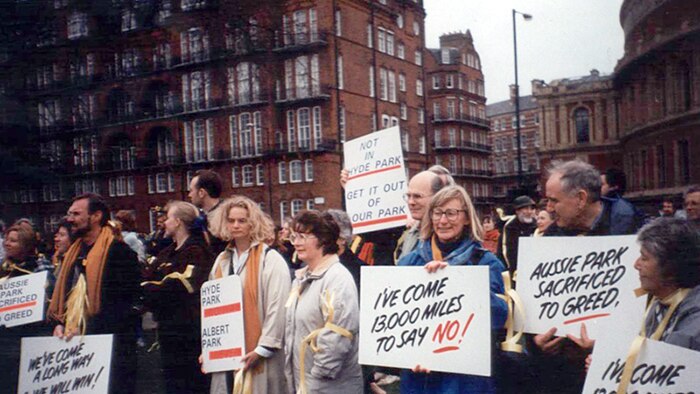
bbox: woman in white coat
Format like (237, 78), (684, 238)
(208, 196), (291, 394)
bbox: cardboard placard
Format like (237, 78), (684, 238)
(200, 275), (245, 373)
(359, 266), (492, 376)
(0, 271), (48, 327)
(18, 334), (113, 394)
(515, 235), (646, 338)
(343, 126), (408, 234)
(583, 310), (700, 394)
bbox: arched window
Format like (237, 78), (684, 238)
(574, 107), (590, 143)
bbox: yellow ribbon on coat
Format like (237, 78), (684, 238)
(232, 369), (253, 394)
(297, 290), (353, 394)
(616, 288), (689, 394)
(140, 265), (195, 294)
(498, 271), (525, 353)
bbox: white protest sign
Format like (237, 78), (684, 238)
(359, 266), (491, 376)
(0, 271), (48, 327)
(583, 315), (700, 394)
(343, 126), (408, 234)
(515, 235), (646, 338)
(18, 334), (113, 394)
(201, 275), (245, 373)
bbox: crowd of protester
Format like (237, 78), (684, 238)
(1, 162), (699, 394)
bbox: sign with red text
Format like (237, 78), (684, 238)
(359, 266), (491, 376)
(18, 334), (113, 394)
(343, 126), (408, 234)
(583, 311), (700, 393)
(0, 271), (48, 327)
(200, 275), (245, 373)
(515, 235), (646, 338)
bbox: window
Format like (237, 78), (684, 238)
(305, 160), (314, 181)
(386, 31), (395, 56)
(416, 80), (423, 96)
(441, 48), (451, 64)
(414, 50), (422, 66)
(148, 175), (154, 193)
(242, 165), (254, 186)
(397, 43), (405, 59)
(182, 71), (211, 111)
(337, 55), (344, 90)
(279, 201), (289, 224)
(677, 140), (690, 185)
(73, 136), (97, 171)
(231, 166), (239, 187)
(291, 199), (304, 216)
(38, 99), (62, 130)
(396, 14), (404, 28)
(400, 103), (407, 120)
(153, 42), (172, 69)
(574, 108), (590, 143)
(227, 63), (261, 105)
(290, 160), (302, 183)
(446, 99), (455, 119)
(398, 73), (406, 92)
(434, 129), (441, 147)
(402, 130), (409, 151)
(254, 164), (264, 186)
(433, 102), (441, 119)
(339, 106), (346, 143)
(156, 0), (172, 24)
(67, 12), (88, 39)
(418, 107), (424, 124)
(312, 106), (322, 147)
(419, 136), (426, 154)
(121, 9), (136, 32)
(369, 67), (375, 97)
(432, 76), (440, 90)
(335, 10), (342, 36)
(180, 27), (209, 64)
(446, 74), (454, 88)
(377, 28), (386, 53)
(278, 162), (287, 184)
(413, 21), (420, 36)
(306, 199), (315, 210)
(181, 0), (206, 11)
(183, 119), (214, 162)
(298, 108), (311, 149)
(282, 54), (320, 100)
(367, 24), (373, 48)
(156, 173), (168, 193)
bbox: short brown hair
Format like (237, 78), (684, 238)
(194, 170), (223, 198)
(292, 210), (340, 255)
(115, 210), (136, 232)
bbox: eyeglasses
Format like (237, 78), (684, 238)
(289, 232), (317, 243)
(403, 193), (433, 202)
(432, 208), (466, 221)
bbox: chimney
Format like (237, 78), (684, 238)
(509, 84), (517, 104)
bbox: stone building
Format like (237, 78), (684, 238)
(0, 0), (429, 232)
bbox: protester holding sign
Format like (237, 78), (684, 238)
(142, 201), (214, 394)
(48, 193), (141, 394)
(208, 196), (290, 394)
(397, 185), (507, 393)
(0, 220), (54, 394)
(634, 217), (700, 348)
(284, 210), (363, 393)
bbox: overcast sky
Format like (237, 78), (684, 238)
(424, 0), (625, 104)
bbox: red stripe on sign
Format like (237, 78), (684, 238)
(0, 300), (37, 313)
(564, 313), (610, 325)
(209, 347), (242, 360)
(203, 302), (241, 318)
(433, 346), (460, 354)
(352, 215), (407, 228)
(347, 164), (402, 181)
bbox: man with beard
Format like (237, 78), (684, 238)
(497, 195), (537, 279)
(48, 193), (140, 394)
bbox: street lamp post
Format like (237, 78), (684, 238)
(513, 9), (532, 189)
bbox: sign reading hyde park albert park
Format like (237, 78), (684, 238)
(344, 126), (408, 234)
(359, 266), (492, 376)
(515, 235), (646, 339)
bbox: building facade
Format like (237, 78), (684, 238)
(425, 31), (491, 215)
(532, 70), (621, 177)
(0, 0), (429, 233)
(615, 0), (700, 207)
(486, 91), (540, 205)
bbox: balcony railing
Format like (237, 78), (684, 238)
(434, 141), (491, 152)
(432, 114), (489, 128)
(453, 169), (493, 178)
(274, 31), (329, 52)
(275, 85), (331, 104)
(268, 138), (338, 155)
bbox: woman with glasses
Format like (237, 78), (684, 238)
(208, 196), (290, 394)
(397, 185), (507, 393)
(284, 210), (362, 394)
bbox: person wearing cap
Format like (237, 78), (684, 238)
(497, 195), (537, 279)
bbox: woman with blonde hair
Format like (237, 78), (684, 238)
(142, 200), (214, 394)
(208, 196), (290, 394)
(398, 185), (507, 393)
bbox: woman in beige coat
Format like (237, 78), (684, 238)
(208, 196), (291, 394)
(284, 210), (362, 394)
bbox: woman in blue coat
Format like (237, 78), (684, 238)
(398, 185), (508, 393)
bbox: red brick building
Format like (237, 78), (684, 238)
(0, 0), (429, 233)
(615, 0), (700, 208)
(425, 31), (491, 215)
(486, 90), (540, 205)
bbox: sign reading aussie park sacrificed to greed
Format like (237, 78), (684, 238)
(515, 235), (646, 338)
(0, 271), (48, 327)
(359, 266), (492, 376)
(200, 275), (246, 373)
(343, 126), (408, 234)
(18, 335), (113, 394)
(583, 311), (700, 394)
